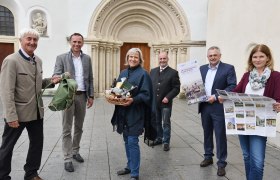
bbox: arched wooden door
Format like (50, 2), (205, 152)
(0, 43), (14, 70)
(120, 43), (150, 72)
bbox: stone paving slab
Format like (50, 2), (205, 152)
(0, 97), (280, 180)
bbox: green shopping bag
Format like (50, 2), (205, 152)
(48, 77), (78, 111)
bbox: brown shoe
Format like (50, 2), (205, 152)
(200, 159), (213, 167)
(30, 176), (43, 180)
(217, 167), (226, 176)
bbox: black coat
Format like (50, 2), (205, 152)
(150, 66), (181, 108)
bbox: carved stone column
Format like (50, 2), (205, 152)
(105, 46), (112, 89)
(170, 48), (178, 69)
(99, 46), (105, 93)
(113, 47), (119, 79)
(179, 47), (188, 64)
(153, 48), (160, 69)
(91, 43), (99, 94)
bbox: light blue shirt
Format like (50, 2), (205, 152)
(205, 62), (220, 97)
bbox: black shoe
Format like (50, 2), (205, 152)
(163, 143), (170, 151)
(64, 162), (74, 172)
(217, 167), (226, 176)
(131, 176), (139, 180)
(200, 159), (213, 167)
(117, 168), (131, 175)
(73, 154), (84, 163)
(150, 139), (162, 146)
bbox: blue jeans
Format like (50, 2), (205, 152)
(239, 135), (267, 180)
(123, 135), (140, 177)
(156, 107), (171, 144)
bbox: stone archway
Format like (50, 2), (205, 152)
(87, 0), (196, 96)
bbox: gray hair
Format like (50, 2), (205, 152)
(19, 28), (40, 40)
(208, 46), (221, 54)
(125, 48), (144, 65)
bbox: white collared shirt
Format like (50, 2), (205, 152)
(205, 62), (220, 97)
(160, 65), (168, 72)
(72, 53), (85, 91)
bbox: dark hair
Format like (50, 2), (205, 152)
(69, 33), (84, 41)
(247, 44), (274, 71)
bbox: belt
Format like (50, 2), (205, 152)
(76, 91), (85, 95)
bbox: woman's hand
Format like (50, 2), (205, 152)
(122, 98), (133, 106)
(273, 102), (280, 113)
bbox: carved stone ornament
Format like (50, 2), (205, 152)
(31, 11), (47, 36)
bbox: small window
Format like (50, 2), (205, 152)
(0, 5), (15, 36)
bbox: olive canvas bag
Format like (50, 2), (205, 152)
(48, 77), (78, 111)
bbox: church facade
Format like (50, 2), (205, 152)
(0, 0), (207, 96)
(1, 0), (280, 141)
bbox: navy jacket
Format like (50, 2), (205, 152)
(111, 65), (156, 139)
(199, 61), (237, 113)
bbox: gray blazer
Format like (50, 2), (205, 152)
(53, 51), (94, 98)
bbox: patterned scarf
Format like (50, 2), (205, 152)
(249, 67), (271, 90)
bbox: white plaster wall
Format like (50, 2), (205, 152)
(207, 0), (280, 80)
(1, 0), (208, 76)
(6, 0), (100, 78)
(177, 0), (207, 64)
(207, 0), (280, 142)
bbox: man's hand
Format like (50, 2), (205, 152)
(162, 97), (169, 104)
(7, 120), (20, 128)
(51, 75), (62, 84)
(207, 95), (216, 104)
(87, 98), (94, 108)
(218, 96), (224, 104)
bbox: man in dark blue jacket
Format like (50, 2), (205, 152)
(199, 46), (236, 176)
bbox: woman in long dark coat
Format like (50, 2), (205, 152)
(111, 48), (153, 180)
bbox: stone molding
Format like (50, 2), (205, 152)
(87, 0), (197, 94)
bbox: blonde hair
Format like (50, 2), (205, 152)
(19, 28), (40, 40)
(247, 44), (274, 71)
(124, 48), (144, 66)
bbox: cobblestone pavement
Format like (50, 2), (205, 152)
(0, 97), (279, 180)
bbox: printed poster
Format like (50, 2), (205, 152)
(177, 60), (207, 104)
(217, 89), (277, 137)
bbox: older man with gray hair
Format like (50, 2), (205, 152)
(0, 28), (60, 180)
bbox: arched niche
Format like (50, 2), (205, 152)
(87, 0), (192, 96)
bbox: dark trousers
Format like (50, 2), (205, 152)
(201, 104), (227, 168)
(0, 119), (43, 180)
